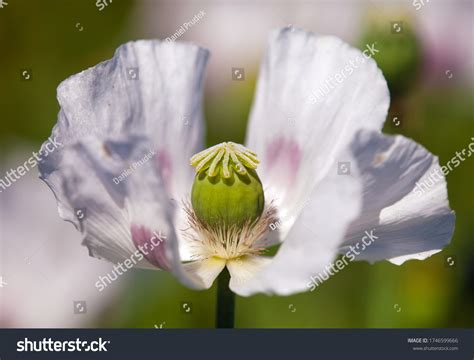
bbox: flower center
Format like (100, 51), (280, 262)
(186, 142), (275, 260)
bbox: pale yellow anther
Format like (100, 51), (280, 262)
(190, 142), (260, 179)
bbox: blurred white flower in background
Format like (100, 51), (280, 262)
(0, 151), (121, 327)
(134, 0), (473, 88)
(417, 0), (474, 84)
(134, 0), (361, 90)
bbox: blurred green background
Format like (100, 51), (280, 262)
(0, 0), (473, 328)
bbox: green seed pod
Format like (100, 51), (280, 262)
(190, 142), (265, 228)
(358, 10), (423, 98)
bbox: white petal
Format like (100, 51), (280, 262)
(389, 250), (442, 266)
(246, 27), (389, 234)
(231, 151), (362, 296)
(183, 257), (226, 289)
(41, 135), (213, 290)
(40, 136), (161, 269)
(54, 41), (208, 193)
(41, 40), (209, 263)
(227, 256), (272, 294)
(60, 39), (207, 197)
(341, 130), (455, 263)
(110, 139), (182, 272)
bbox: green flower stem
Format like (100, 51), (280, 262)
(216, 267), (235, 328)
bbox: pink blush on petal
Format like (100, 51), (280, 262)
(131, 224), (170, 270)
(265, 137), (302, 187)
(155, 149), (173, 194)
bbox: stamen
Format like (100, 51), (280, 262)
(190, 142), (260, 178)
(183, 202), (278, 260)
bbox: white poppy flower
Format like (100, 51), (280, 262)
(38, 27), (455, 297)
